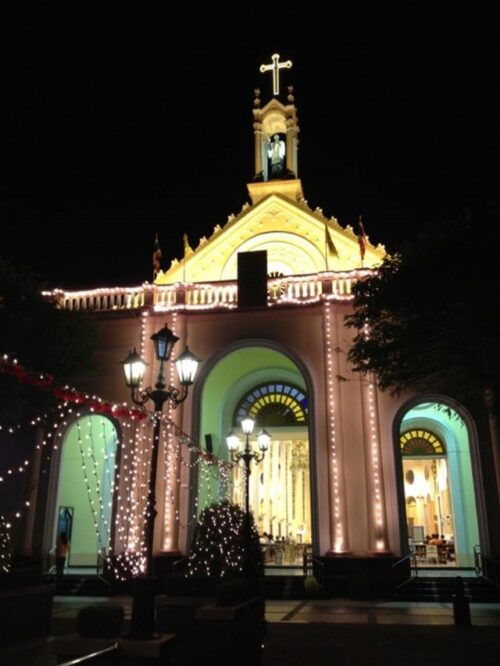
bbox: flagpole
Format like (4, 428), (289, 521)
(325, 226), (329, 272)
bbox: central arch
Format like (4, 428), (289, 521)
(197, 343), (315, 566)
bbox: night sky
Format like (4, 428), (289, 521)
(1, 6), (498, 289)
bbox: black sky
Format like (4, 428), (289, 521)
(1, 6), (498, 289)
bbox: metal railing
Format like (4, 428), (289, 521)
(171, 556), (189, 575)
(392, 548), (417, 589)
(58, 643), (120, 666)
(302, 547), (326, 590)
(474, 544), (500, 586)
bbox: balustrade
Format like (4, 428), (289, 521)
(53, 272), (364, 313)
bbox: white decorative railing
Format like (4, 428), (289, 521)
(50, 270), (373, 313)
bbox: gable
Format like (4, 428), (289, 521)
(155, 193), (385, 285)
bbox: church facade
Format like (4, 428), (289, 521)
(30, 63), (498, 595)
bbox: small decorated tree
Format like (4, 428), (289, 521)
(187, 501), (263, 582)
(0, 515), (12, 574)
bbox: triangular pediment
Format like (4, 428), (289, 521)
(155, 191), (385, 285)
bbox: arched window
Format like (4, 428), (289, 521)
(234, 382), (308, 427)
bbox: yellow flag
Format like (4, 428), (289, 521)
(325, 223), (339, 257)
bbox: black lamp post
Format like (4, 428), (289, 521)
(226, 418), (270, 577)
(226, 417), (270, 514)
(120, 323), (201, 639)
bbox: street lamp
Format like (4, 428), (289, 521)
(120, 323), (201, 639)
(226, 417), (270, 515)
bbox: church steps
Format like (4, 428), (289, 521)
(394, 576), (500, 603)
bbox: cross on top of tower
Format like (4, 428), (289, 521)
(259, 53), (292, 96)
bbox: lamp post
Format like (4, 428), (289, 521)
(226, 418), (270, 576)
(226, 418), (270, 514)
(120, 323), (201, 639)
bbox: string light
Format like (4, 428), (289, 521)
(43, 269), (379, 314)
(324, 302), (345, 553)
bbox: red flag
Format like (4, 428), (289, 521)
(152, 233), (162, 278)
(358, 217), (367, 261)
(325, 222), (339, 257)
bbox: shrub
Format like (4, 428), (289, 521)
(76, 604), (124, 638)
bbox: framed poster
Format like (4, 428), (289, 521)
(57, 506), (74, 565)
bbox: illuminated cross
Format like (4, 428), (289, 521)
(259, 53), (292, 96)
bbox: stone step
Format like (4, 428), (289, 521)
(394, 576), (500, 603)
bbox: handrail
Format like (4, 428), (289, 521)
(473, 544), (500, 587)
(172, 556), (189, 574)
(473, 544), (481, 576)
(58, 643), (119, 666)
(301, 547), (326, 589)
(392, 548), (417, 589)
(311, 556), (326, 589)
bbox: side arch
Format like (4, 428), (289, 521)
(392, 394), (486, 565)
(43, 412), (121, 567)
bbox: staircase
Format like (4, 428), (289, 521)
(263, 574), (306, 599)
(47, 572), (112, 596)
(394, 575), (500, 603)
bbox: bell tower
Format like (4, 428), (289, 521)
(248, 54), (302, 204)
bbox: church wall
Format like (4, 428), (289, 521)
(53, 304), (495, 564)
(171, 305), (333, 555)
(376, 389), (407, 556)
(67, 302), (402, 560)
(79, 314), (142, 404)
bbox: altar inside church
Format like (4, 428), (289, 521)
(232, 430), (312, 566)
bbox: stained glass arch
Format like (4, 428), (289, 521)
(400, 429), (445, 456)
(234, 382), (308, 427)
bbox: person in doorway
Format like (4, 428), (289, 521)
(55, 531), (70, 593)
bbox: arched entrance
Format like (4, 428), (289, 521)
(53, 415), (118, 568)
(198, 345), (314, 567)
(397, 401), (480, 568)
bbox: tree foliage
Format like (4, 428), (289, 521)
(0, 257), (96, 423)
(346, 216), (500, 411)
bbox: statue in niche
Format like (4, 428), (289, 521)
(267, 134), (285, 177)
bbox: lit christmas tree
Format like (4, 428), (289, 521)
(0, 515), (12, 574)
(187, 501), (263, 580)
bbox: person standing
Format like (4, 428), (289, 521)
(55, 531), (70, 593)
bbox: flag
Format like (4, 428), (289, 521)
(152, 233), (162, 278)
(183, 233), (191, 258)
(358, 216), (367, 262)
(325, 223), (339, 257)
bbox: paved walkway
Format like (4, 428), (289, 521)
(28, 595), (493, 666)
(51, 594), (500, 629)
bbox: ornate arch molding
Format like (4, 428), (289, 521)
(233, 381), (308, 427)
(400, 428), (445, 456)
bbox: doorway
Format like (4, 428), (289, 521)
(53, 415), (118, 568)
(198, 346), (314, 568)
(399, 402), (479, 568)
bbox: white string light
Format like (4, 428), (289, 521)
(324, 302), (345, 552)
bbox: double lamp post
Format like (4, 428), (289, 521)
(121, 324), (200, 638)
(120, 323), (271, 635)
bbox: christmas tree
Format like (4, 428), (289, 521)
(187, 501), (262, 580)
(0, 515), (12, 574)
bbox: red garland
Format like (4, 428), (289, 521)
(0, 357), (147, 423)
